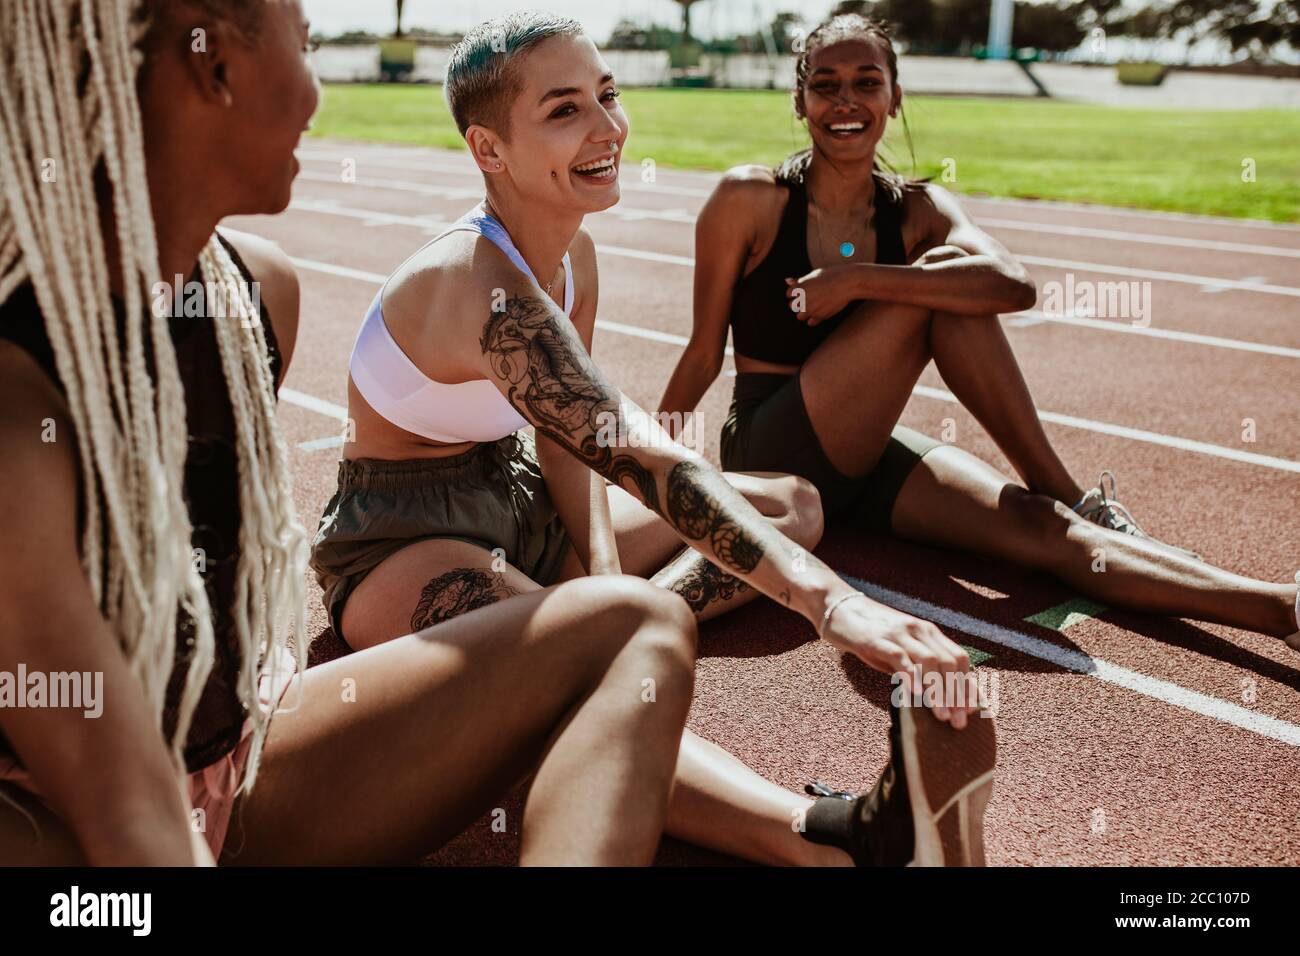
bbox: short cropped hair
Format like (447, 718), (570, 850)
(444, 12), (584, 138)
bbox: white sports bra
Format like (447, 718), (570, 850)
(349, 206), (575, 444)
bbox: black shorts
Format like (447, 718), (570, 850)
(720, 372), (942, 532)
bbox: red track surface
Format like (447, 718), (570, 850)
(228, 140), (1300, 866)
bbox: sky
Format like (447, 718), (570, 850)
(302, 0), (847, 44)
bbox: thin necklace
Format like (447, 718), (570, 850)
(482, 198), (555, 296)
(805, 177), (875, 264)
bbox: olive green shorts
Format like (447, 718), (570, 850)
(310, 431), (571, 641)
(720, 372), (942, 533)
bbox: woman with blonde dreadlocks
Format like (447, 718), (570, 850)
(0, 0), (701, 866)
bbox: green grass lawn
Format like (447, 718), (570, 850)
(310, 84), (1300, 222)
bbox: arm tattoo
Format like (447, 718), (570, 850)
(665, 459), (764, 575)
(411, 567), (519, 632)
(480, 294), (763, 578)
(481, 294), (659, 507)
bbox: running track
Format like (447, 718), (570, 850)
(227, 140), (1300, 866)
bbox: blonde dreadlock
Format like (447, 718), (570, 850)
(0, 0), (306, 790)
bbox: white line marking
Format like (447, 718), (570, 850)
(297, 169), (483, 201)
(283, 205), (1300, 357)
(288, 186), (1300, 302)
(290, 197), (1298, 360)
(593, 318), (715, 349)
(284, 254), (1299, 473)
(280, 386), (348, 419)
(591, 243), (695, 266)
(959, 194), (1300, 234)
(910, 384), (1300, 473)
(974, 217), (1300, 259)
(841, 575), (1300, 748)
(297, 145), (1300, 245)
(289, 257), (386, 284)
(1011, 310), (1300, 359)
(1017, 254), (1300, 297)
(296, 150), (714, 199)
(297, 434), (346, 451)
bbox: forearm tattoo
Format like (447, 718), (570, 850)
(411, 567), (519, 632)
(481, 294), (659, 507)
(481, 294), (765, 578)
(664, 459), (764, 575)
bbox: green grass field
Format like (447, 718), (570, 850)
(310, 84), (1300, 222)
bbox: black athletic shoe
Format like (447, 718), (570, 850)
(803, 699), (997, 866)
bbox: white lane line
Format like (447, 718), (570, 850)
(289, 257), (386, 284)
(974, 217), (1300, 259)
(910, 385), (1300, 474)
(291, 197), (452, 233)
(285, 201), (1300, 358)
(297, 146), (1300, 246)
(280, 386), (347, 419)
(1010, 310), (1300, 359)
(296, 150), (714, 199)
(960, 194), (1300, 234)
(289, 178), (1300, 298)
(297, 169), (483, 201)
(841, 575), (1300, 748)
(285, 254), (1300, 474)
(1017, 255), (1300, 297)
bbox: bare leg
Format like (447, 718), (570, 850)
(798, 298), (1082, 504)
(556, 471), (844, 864)
(229, 554), (697, 865)
(667, 731), (850, 866)
(890, 445), (1298, 638)
(927, 312), (1083, 504)
(343, 532), (848, 866)
(800, 301), (936, 478)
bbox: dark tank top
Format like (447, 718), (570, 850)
(0, 233), (282, 772)
(728, 172), (908, 365)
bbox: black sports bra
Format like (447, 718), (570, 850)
(0, 234), (281, 772)
(728, 173), (908, 365)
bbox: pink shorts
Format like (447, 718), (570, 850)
(0, 646), (298, 861)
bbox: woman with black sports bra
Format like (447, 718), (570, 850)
(661, 13), (1300, 646)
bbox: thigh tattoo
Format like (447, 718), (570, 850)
(411, 567), (520, 632)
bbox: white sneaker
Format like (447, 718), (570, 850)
(1071, 470), (1200, 561)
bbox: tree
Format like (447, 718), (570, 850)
(395, 0), (405, 39)
(874, 0), (936, 47)
(1012, 1), (1087, 51)
(769, 11), (803, 52)
(607, 20), (679, 50)
(673, 0), (707, 39)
